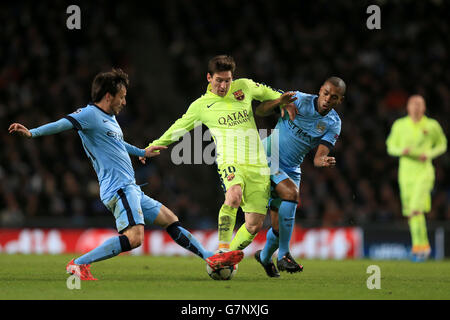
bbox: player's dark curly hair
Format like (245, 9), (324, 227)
(91, 68), (129, 102)
(208, 55), (236, 76)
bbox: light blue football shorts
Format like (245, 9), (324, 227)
(103, 184), (162, 233)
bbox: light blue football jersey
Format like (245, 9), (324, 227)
(64, 104), (145, 201)
(269, 91), (341, 174)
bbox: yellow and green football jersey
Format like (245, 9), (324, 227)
(386, 115), (447, 215)
(148, 78), (282, 167)
(386, 115), (447, 180)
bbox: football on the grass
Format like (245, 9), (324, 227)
(206, 263), (238, 280)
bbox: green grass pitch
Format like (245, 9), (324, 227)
(0, 254), (449, 300)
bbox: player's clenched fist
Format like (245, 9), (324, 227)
(8, 123), (32, 138)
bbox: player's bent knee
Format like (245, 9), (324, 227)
(130, 234), (143, 249)
(245, 212), (265, 235)
(225, 192), (242, 208)
(125, 235), (141, 249)
(282, 188), (299, 203)
(130, 239), (142, 249)
(225, 185), (243, 207)
(123, 225), (144, 249)
(228, 197), (241, 208)
(245, 221), (263, 235)
(154, 205), (179, 229)
(247, 224), (262, 235)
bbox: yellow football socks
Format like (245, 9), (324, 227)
(230, 224), (256, 251)
(409, 213), (429, 253)
(218, 204), (238, 250)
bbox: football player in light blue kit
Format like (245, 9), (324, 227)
(254, 77), (345, 277)
(8, 68), (243, 280)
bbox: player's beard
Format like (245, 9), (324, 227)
(112, 103), (124, 115)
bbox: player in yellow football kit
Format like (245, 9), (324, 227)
(386, 95), (447, 261)
(143, 55), (296, 252)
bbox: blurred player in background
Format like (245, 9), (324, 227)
(386, 95), (447, 261)
(144, 55), (296, 253)
(8, 68), (243, 280)
(254, 77), (345, 277)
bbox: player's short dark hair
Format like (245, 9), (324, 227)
(325, 76), (346, 95)
(207, 55), (236, 76)
(91, 68), (129, 103)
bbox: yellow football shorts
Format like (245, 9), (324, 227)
(399, 176), (434, 216)
(217, 164), (270, 215)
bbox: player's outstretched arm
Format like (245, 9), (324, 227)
(146, 102), (201, 149)
(255, 92), (298, 120)
(9, 118), (74, 138)
(313, 144), (336, 168)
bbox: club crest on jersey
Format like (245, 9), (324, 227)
(227, 173), (235, 181)
(233, 89), (245, 101)
(316, 121), (326, 133)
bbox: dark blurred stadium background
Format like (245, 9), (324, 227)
(1, 0), (448, 244)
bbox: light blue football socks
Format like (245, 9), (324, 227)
(260, 200), (297, 264)
(74, 235), (131, 265)
(166, 221), (214, 259)
(260, 227), (279, 265)
(277, 200), (297, 258)
(74, 222), (214, 265)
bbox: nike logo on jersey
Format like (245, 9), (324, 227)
(103, 119), (108, 123)
(207, 102), (217, 108)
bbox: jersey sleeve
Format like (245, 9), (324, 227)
(386, 120), (404, 157)
(123, 141), (146, 157)
(243, 78), (282, 102)
(64, 107), (96, 131)
(428, 119), (447, 159)
(148, 101), (202, 147)
(321, 119), (341, 149)
(29, 118), (74, 138)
